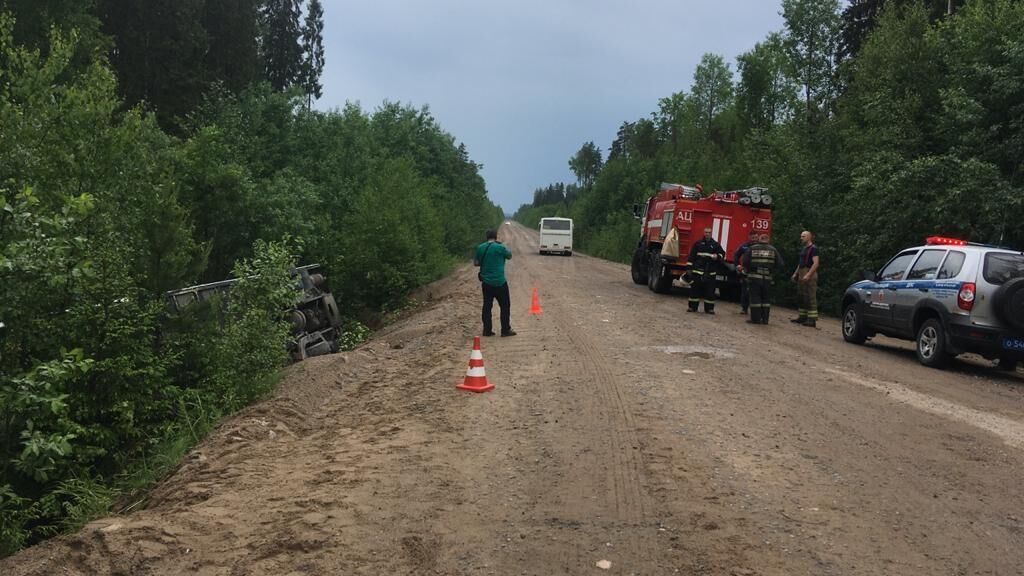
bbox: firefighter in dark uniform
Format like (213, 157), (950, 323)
(686, 227), (726, 314)
(733, 231), (759, 315)
(741, 233), (785, 324)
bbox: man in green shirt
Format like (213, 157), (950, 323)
(474, 229), (515, 337)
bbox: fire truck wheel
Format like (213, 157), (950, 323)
(649, 257), (672, 294)
(631, 248), (649, 285)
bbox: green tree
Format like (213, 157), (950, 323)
(568, 141), (604, 189)
(97, 0), (209, 130)
(260, 0), (303, 91)
(691, 53), (734, 133)
(203, 0), (261, 93)
(781, 0), (842, 119)
(300, 0), (325, 108)
(3, 0), (107, 66)
(736, 33), (798, 131)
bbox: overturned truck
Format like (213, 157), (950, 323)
(166, 264), (343, 361)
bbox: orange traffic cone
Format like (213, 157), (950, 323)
(456, 336), (494, 393)
(528, 287), (543, 315)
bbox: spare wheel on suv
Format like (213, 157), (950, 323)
(992, 277), (1024, 332)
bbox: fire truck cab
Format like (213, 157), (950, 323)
(630, 183), (774, 296)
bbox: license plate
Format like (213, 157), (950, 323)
(1002, 337), (1024, 351)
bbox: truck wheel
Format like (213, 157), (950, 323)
(631, 248), (648, 285)
(650, 257), (672, 294)
(916, 318), (950, 369)
(842, 303), (868, 344)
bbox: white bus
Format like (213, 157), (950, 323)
(539, 217), (573, 256)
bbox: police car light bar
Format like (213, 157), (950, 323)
(926, 236), (967, 246)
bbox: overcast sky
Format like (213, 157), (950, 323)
(318, 1), (787, 213)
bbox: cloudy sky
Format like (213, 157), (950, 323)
(318, 1), (786, 213)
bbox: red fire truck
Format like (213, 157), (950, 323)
(630, 183), (774, 296)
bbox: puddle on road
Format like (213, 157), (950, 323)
(648, 345), (736, 360)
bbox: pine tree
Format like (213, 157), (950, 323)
(204, 0), (261, 93)
(300, 0), (325, 108)
(260, 0), (303, 91)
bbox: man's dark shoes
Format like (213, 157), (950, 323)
(482, 331), (496, 336)
(500, 329), (517, 337)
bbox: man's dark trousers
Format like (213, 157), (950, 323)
(482, 282), (511, 334)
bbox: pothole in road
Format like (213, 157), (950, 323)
(648, 345), (736, 360)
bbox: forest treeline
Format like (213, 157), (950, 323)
(0, 1), (500, 554)
(515, 0), (1023, 310)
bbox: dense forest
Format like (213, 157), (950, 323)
(0, 0), (501, 554)
(515, 0), (1023, 312)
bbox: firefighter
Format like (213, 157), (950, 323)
(742, 233), (784, 324)
(686, 227), (726, 314)
(791, 230), (820, 327)
(733, 231), (759, 315)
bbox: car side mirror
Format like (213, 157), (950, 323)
(860, 269), (879, 282)
(632, 203), (641, 219)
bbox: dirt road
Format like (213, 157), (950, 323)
(5, 221), (1024, 575)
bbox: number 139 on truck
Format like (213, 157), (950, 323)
(630, 183), (774, 297)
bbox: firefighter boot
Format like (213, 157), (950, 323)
(762, 307), (771, 324)
(803, 318), (816, 328)
(746, 308), (762, 324)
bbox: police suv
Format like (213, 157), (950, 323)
(841, 236), (1024, 369)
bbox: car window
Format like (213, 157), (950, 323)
(878, 251), (918, 281)
(936, 251), (965, 279)
(907, 250), (946, 280)
(983, 252), (1024, 285)
(660, 211), (673, 239)
(541, 220), (571, 230)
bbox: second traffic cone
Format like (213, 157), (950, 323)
(528, 287), (543, 315)
(456, 336), (494, 393)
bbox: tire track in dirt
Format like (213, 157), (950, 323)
(505, 223), (658, 568)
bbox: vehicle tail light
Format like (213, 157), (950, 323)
(958, 282), (975, 311)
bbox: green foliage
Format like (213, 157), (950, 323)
(568, 142), (603, 188)
(28, 476), (113, 538)
(260, 0), (304, 92)
(202, 238), (298, 411)
(2, 351), (93, 484)
(300, 0), (325, 107)
(1, 6), (501, 557)
(338, 321), (371, 351)
(542, 0), (1022, 318)
(0, 484), (29, 556)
